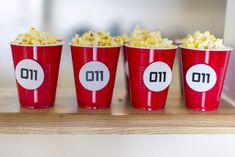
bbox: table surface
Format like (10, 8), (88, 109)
(0, 88), (235, 134)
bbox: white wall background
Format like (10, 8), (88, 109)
(222, 0), (235, 106)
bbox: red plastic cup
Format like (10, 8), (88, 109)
(70, 45), (121, 109)
(126, 45), (177, 110)
(11, 43), (63, 109)
(180, 46), (233, 111)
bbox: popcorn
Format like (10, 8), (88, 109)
(71, 31), (124, 46)
(12, 27), (60, 45)
(127, 26), (174, 48)
(182, 31), (225, 49)
(117, 34), (130, 43)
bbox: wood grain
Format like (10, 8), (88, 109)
(0, 88), (235, 134)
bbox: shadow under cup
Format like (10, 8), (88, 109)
(180, 46), (233, 111)
(11, 44), (63, 109)
(70, 45), (121, 109)
(126, 45), (177, 111)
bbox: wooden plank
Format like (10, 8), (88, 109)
(0, 88), (235, 134)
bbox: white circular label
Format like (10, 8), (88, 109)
(143, 61), (172, 92)
(15, 59), (44, 90)
(186, 64), (217, 92)
(125, 61), (129, 77)
(79, 61), (110, 91)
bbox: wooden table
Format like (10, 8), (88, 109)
(0, 88), (235, 134)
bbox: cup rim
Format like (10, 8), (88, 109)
(69, 42), (123, 48)
(10, 41), (65, 47)
(179, 45), (233, 51)
(124, 44), (178, 50)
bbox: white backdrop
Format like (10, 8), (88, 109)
(222, 0), (235, 106)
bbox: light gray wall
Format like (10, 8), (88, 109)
(222, 0), (235, 105)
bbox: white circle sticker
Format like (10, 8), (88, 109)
(143, 61), (172, 92)
(186, 64), (217, 92)
(79, 61), (110, 91)
(15, 59), (44, 90)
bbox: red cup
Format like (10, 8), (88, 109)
(126, 45), (177, 110)
(180, 46), (233, 111)
(70, 45), (121, 109)
(11, 43), (63, 109)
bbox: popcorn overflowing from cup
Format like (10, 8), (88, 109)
(118, 34), (130, 43)
(127, 26), (174, 48)
(12, 27), (60, 45)
(182, 31), (225, 49)
(71, 31), (124, 46)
